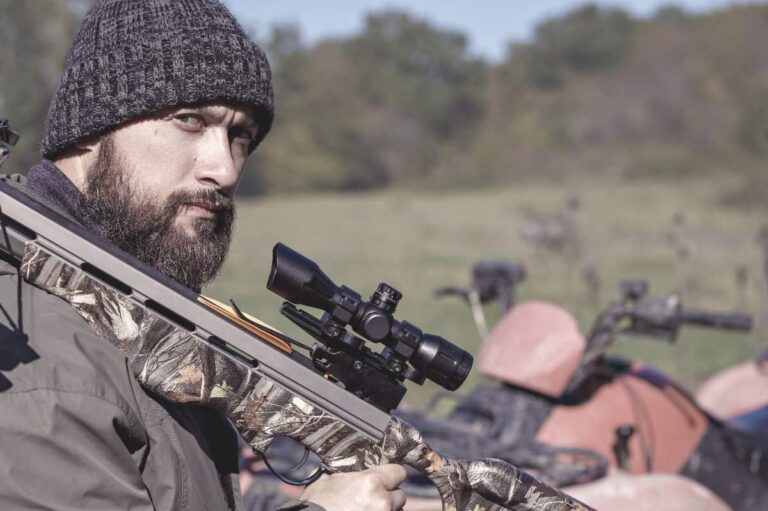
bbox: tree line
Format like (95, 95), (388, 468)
(2, 2), (767, 203)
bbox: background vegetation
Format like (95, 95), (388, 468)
(209, 175), (767, 406)
(2, 1), (767, 405)
(5, 2), (768, 202)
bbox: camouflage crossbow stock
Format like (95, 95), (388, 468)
(0, 176), (593, 511)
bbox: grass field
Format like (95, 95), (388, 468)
(208, 174), (767, 407)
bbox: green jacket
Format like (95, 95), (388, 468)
(0, 177), (322, 511)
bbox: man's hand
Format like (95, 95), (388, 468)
(300, 464), (407, 511)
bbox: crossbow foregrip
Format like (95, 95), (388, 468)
(247, 409), (593, 511)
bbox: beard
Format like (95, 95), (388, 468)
(76, 136), (235, 292)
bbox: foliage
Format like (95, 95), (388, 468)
(621, 144), (701, 180)
(0, 0), (83, 171)
(738, 95), (768, 157)
(514, 4), (636, 88)
(654, 5), (690, 23)
(242, 12), (487, 194)
(240, 36), (392, 193)
(2, 3), (768, 198)
(345, 11), (487, 141)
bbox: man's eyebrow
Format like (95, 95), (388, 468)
(191, 105), (258, 128)
(193, 105), (227, 119)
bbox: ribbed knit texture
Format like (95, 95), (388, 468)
(41, 0), (274, 159)
(27, 160), (83, 221)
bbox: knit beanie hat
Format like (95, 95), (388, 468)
(41, 0), (273, 159)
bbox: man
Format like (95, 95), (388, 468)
(0, 1), (406, 510)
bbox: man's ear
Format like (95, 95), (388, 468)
(74, 134), (102, 154)
(53, 135), (103, 191)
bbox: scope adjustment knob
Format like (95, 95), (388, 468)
(360, 310), (391, 342)
(372, 283), (403, 313)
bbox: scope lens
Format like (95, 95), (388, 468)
(411, 334), (473, 391)
(267, 243), (338, 311)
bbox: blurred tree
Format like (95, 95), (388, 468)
(512, 44), (567, 89)
(243, 11), (488, 193)
(0, 0), (85, 171)
(241, 33), (390, 194)
(738, 97), (768, 157)
(345, 11), (487, 141)
(5, 2), (758, 194)
(264, 23), (304, 71)
(515, 4), (636, 88)
(654, 5), (690, 23)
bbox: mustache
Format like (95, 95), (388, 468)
(165, 188), (235, 216)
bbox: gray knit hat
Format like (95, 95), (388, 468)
(41, 0), (273, 159)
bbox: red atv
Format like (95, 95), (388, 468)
(405, 265), (765, 511)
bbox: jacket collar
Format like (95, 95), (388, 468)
(26, 160), (83, 223)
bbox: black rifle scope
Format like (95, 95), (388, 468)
(268, 243), (473, 391)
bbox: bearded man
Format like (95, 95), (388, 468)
(0, 1), (406, 510)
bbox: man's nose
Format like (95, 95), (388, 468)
(195, 131), (240, 191)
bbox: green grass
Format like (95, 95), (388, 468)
(208, 174), (767, 407)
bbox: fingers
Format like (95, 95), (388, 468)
(369, 463), (408, 491)
(391, 488), (407, 510)
(300, 465), (408, 511)
(368, 465), (408, 510)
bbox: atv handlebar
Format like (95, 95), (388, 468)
(434, 287), (471, 301)
(626, 301), (753, 341)
(570, 298), (754, 396)
(677, 309), (753, 332)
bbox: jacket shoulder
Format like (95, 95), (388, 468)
(0, 265), (244, 510)
(0, 266), (146, 424)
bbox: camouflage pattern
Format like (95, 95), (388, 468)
(20, 241), (593, 511)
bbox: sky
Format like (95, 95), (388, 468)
(226, 0), (761, 62)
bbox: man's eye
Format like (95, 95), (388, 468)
(175, 114), (204, 129)
(230, 127), (255, 142)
